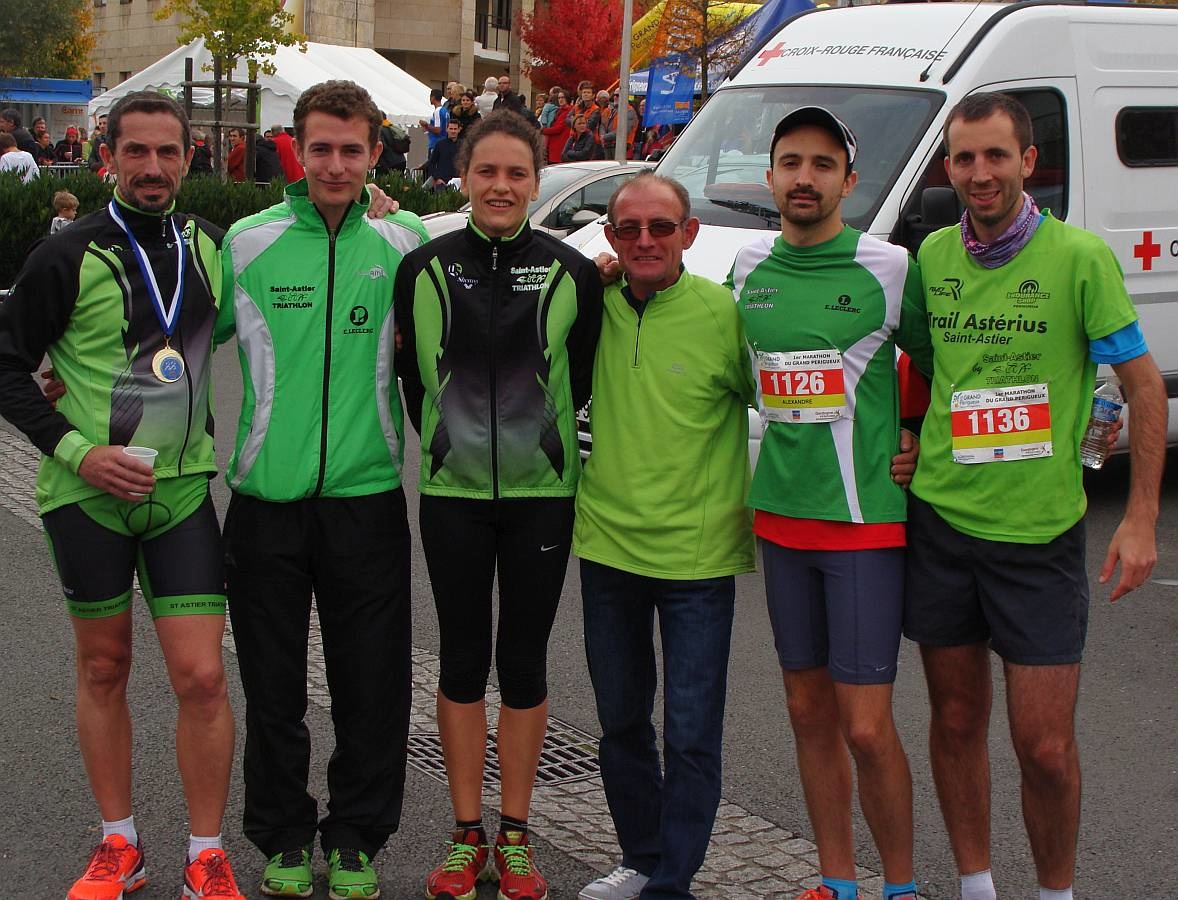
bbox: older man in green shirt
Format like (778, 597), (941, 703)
(574, 171), (756, 900)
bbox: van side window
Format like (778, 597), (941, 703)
(897, 88), (1068, 253)
(1116, 108), (1178, 167)
(1014, 89), (1068, 218)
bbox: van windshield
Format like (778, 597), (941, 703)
(656, 86), (943, 231)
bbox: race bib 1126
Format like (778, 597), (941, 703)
(757, 348), (848, 423)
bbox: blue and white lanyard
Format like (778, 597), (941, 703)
(107, 199), (186, 338)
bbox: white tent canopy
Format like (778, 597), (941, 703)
(88, 38), (432, 128)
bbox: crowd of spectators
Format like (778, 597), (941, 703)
(0, 107), (311, 186)
(420, 74), (674, 179)
(2, 74), (676, 198)
(224, 125), (302, 184)
(0, 109), (105, 176)
(0, 109), (143, 179)
(0, 105), (313, 239)
(546, 80), (671, 163)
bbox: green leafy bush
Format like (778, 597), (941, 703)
(369, 172), (469, 219)
(0, 171), (115, 288)
(1, 171), (466, 288)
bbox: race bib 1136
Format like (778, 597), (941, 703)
(950, 383), (1052, 464)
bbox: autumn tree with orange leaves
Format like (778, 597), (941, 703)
(655, 0), (755, 99)
(517, 0), (635, 91)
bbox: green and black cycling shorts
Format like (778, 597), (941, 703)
(42, 474), (225, 619)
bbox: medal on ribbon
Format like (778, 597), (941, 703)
(108, 200), (187, 383)
(152, 344), (185, 383)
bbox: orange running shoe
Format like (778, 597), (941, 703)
(68, 834), (147, 900)
(493, 830), (548, 900)
(796, 887), (862, 900)
(181, 848), (246, 900)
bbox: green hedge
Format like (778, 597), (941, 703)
(1, 171), (465, 288)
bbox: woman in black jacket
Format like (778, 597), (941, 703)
(561, 114), (602, 161)
(395, 110), (603, 900)
(449, 90), (482, 146)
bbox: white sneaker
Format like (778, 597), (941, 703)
(579, 865), (650, 900)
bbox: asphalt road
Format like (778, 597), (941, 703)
(0, 346), (1175, 899)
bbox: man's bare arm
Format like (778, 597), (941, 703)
(1100, 352), (1167, 601)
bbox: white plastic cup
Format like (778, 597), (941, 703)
(123, 446), (158, 470)
(123, 446), (157, 498)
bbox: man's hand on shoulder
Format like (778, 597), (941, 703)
(78, 446), (156, 501)
(365, 184), (400, 218)
(890, 428), (919, 487)
(595, 252), (621, 285)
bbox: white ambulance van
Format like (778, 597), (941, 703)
(569, 0), (1178, 445)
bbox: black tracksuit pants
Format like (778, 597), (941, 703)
(224, 488), (413, 859)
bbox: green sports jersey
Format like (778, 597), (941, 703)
(0, 199), (223, 515)
(730, 226), (932, 524)
(217, 182), (428, 501)
(573, 271), (756, 579)
(393, 222), (603, 500)
(912, 214), (1139, 543)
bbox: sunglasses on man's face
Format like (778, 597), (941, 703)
(608, 220), (683, 240)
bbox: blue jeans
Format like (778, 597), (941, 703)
(580, 559), (735, 899)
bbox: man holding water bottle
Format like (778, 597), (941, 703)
(905, 91), (1166, 900)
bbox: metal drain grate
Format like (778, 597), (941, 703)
(530, 719), (602, 785)
(407, 718), (601, 788)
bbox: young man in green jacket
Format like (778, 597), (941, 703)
(216, 80), (429, 900)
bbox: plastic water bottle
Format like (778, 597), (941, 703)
(1079, 377), (1124, 470)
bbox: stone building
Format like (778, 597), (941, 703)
(89, 0), (532, 103)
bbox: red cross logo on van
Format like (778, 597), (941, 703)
(758, 42), (786, 65)
(1133, 231), (1161, 271)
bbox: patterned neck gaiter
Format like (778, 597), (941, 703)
(960, 192), (1042, 268)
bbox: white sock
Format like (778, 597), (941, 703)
(102, 815), (138, 846)
(961, 869), (997, 900)
(1039, 889), (1073, 900)
(188, 833), (223, 863)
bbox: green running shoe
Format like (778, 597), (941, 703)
(328, 848), (380, 899)
(260, 847), (313, 897)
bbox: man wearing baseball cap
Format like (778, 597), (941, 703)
(728, 106), (932, 900)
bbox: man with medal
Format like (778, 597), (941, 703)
(729, 107), (933, 900)
(214, 80), (429, 900)
(0, 91), (249, 899)
(903, 92), (1167, 900)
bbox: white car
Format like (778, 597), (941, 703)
(419, 160), (654, 240)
